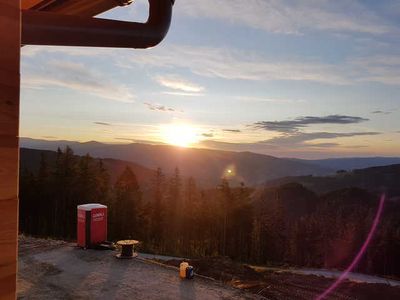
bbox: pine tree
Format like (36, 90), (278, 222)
(217, 178), (233, 256)
(36, 153), (50, 235)
(165, 167), (182, 252)
(96, 159), (110, 205)
(150, 167), (166, 249)
(112, 166), (142, 240)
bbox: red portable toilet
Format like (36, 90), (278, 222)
(77, 203), (107, 248)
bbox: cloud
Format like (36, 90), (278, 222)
(352, 55), (400, 85)
(155, 74), (205, 93)
(261, 131), (380, 147)
(162, 91), (205, 97)
(307, 142), (340, 148)
(94, 122), (112, 126)
(371, 110), (392, 115)
(23, 45), (400, 86)
(23, 45), (347, 85)
(223, 129), (241, 133)
(144, 102), (182, 113)
(22, 61), (135, 102)
(114, 138), (166, 145)
(42, 136), (57, 139)
(343, 145), (369, 149)
(253, 115), (369, 133)
(197, 131), (380, 158)
(202, 133), (214, 138)
(243, 114), (380, 152)
(177, 0), (395, 35)
(235, 96), (305, 104)
(114, 138), (136, 142)
(129, 45), (348, 85)
(129, 48), (400, 86)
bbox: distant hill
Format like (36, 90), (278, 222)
(254, 182), (319, 221)
(306, 157), (400, 171)
(20, 138), (333, 187)
(20, 148), (156, 186)
(264, 164), (400, 199)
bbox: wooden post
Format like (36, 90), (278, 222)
(0, 0), (20, 299)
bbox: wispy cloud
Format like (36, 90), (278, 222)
(352, 55), (400, 85)
(223, 129), (241, 133)
(22, 61), (135, 102)
(94, 122), (112, 126)
(371, 110), (392, 115)
(131, 46), (348, 84)
(22, 45), (347, 85)
(307, 142), (340, 148)
(177, 0), (395, 35)
(144, 102), (182, 113)
(235, 114), (381, 152)
(253, 115), (369, 133)
(114, 137), (166, 145)
(127, 45), (400, 86)
(155, 74), (204, 93)
(197, 130), (380, 158)
(162, 91), (205, 97)
(261, 131), (380, 147)
(235, 96), (305, 104)
(202, 133), (214, 138)
(23, 45), (400, 86)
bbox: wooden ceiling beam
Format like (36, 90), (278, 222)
(22, 0), (173, 48)
(21, 0), (123, 16)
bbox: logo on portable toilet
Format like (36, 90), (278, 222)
(186, 266), (194, 279)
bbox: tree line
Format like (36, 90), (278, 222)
(19, 147), (400, 278)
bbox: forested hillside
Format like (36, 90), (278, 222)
(20, 148), (155, 185)
(264, 164), (400, 199)
(19, 147), (400, 278)
(308, 157), (400, 171)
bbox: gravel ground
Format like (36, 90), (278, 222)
(17, 236), (400, 300)
(17, 236), (264, 300)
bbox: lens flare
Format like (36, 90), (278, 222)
(223, 165), (236, 178)
(316, 194), (386, 300)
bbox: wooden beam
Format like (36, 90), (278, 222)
(22, 0), (173, 48)
(21, 0), (120, 17)
(21, 0), (45, 10)
(0, 1), (20, 299)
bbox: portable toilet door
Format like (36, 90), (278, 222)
(77, 203), (107, 248)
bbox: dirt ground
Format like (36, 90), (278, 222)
(17, 236), (263, 300)
(18, 236), (400, 300)
(158, 257), (400, 300)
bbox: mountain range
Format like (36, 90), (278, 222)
(20, 138), (400, 187)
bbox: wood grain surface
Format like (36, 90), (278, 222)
(0, 1), (20, 299)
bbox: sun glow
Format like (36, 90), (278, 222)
(161, 124), (200, 147)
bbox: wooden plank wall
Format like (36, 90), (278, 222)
(0, 0), (20, 299)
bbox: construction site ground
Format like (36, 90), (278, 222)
(18, 236), (400, 299)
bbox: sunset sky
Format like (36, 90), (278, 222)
(20, 0), (400, 159)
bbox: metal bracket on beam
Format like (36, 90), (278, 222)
(21, 0), (173, 48)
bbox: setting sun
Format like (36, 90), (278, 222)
(161, 124), (200, 147)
